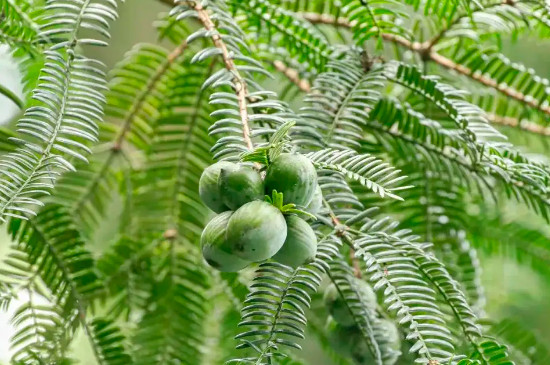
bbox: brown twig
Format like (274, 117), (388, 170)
(487, 113), (550, 136)
(272, 60), (311, 92)
(300, 12), (550, 119)
(324, 199), (362, 278)
(299, 12), (353, 28)
(427, 51), (550, 116)
(190, 1), (254, 151)
(422, 1), (505, 53)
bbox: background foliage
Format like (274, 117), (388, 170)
(1, 0), (550, 364)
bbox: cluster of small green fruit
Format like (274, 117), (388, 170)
(324, 279), (401, 364)
(199, 153), (323, 271)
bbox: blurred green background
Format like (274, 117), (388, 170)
(0, 1), (549, 363)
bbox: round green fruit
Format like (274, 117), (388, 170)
(264, 153), (317, 206)
(306, 184), (323, 215)
(272, 215), (317, 268)
(325, 316), (360, 357)
(201, 211), (251, 272)
(324, 279), (377, 326)
(199, 161), (237, 213)
(226, 201), (287, 262)
(219, 164), (264, 210)
(379, 318), (400, 351)
(351, 319), (400, 365)
(350, 337), (375, 365)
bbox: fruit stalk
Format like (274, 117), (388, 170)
(323, 197), (362, 279)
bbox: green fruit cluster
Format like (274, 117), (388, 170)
(323, 279), (401, 364)
(198, 154), (321, 272)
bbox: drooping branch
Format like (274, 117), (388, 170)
(112, 41), (188, 151)
(67, 40), (189, 219)
(299, 12), (550, 119)
(189, 1), (254, 151)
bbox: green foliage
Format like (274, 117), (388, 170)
(89, 318), (132, 365)
(0, 0), (120, 221)
(0, 0), (550, 364)
(229, 0), (331, 70)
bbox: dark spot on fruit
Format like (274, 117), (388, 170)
(205, 258), (220, 268)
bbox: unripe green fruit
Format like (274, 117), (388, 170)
(325, 316), (359, 357)
(226, 201), (287, 262)
(264, 153), (317, 206)
(272, 215), (317, 268)
(219, 165), (264, 210)
(350, 337), (374, 365)
(379, 318), (400, 351)
(351, 319), (400, 365)
(199, 161), (237, 213)
(324, 278), (377, 326)
(201, 212), (251, 272)
(306, 184), (323, 215)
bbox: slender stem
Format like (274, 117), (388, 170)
(423, 168), (433, 243)
(191, 1), (254, 151)
(300, 12), (550, 118)
(487, 113), (550, 136)
(112, 41), (188, 150)
(423, 1), (504, 52)
(0, 83), (24, 109)
(272, 60), (311, 92)
(322, 197), (361, 278)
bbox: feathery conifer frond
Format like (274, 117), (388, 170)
(386, 61), (504, 144)
(486, 318), (550, 364)
(317, 170), (365, 222)
(96, 236), (154, 318)
(10, 295), (76, 364)
(352, 232), (460, 363)
(3, 0), (550, 363)
(458, 338), (514, 365)
(132, 252), (211, 365)
(468, 213), (550, 278)
(232, 235), (340, 363)
(326, 257), (394, 365)
(172, 0), (299, 161)
(298, 57), (385, 149)
(7, 204), (102, 309)
(438, 235), (486, 316)
(105, 42), (188, 150)
(228, 0), (332, 71)
(306, 148), (409, 200)
(405, 0), (474, 21)
(126, 63), (215, 238)
(436, 44), (550, 121)
(340, 0), (408, 45)
(88, 317), (132, 365)
(0, 0), (121, 221)
(48, 156), (119, 236)
(0, 0), (42, 54)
